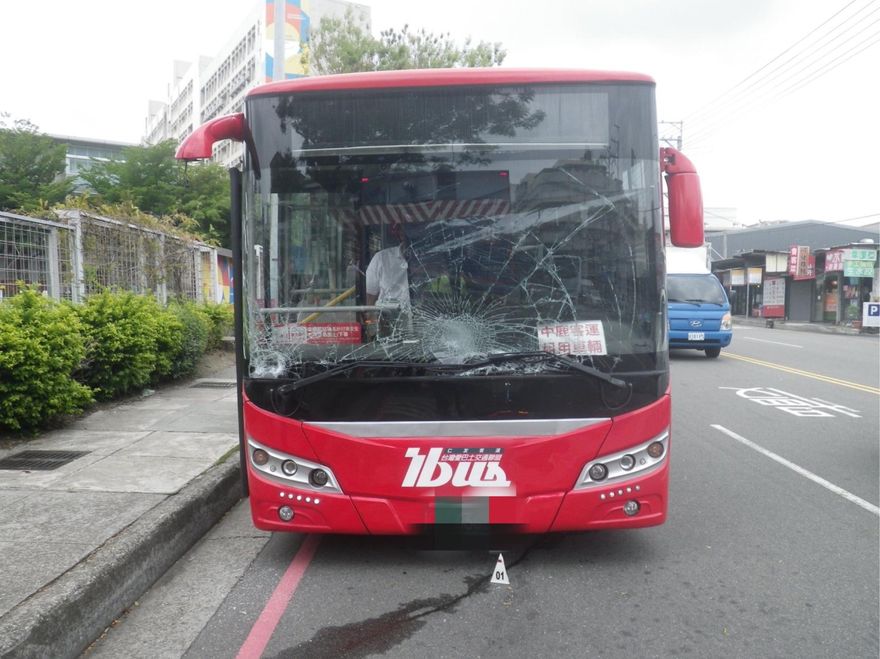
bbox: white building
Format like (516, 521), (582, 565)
(144, 0), (370, 166)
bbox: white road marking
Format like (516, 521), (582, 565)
(742, 337), (803, 348)
(719, 387), (860, 418)
(711, 424), (880, 517)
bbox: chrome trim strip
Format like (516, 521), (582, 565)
(303, 418), (610, 439)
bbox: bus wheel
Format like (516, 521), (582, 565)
(705, 347), (721, 358)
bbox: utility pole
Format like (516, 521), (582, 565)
(658, 120), (683, 150)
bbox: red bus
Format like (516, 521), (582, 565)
(177, 68), (703, 535)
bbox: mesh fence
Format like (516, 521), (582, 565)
(0, 210), (216, 303)
(0, 213), (73, 300)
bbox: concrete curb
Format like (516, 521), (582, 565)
(0, 459), (242, 659)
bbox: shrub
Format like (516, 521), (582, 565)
(0, 289), (94, 431)
(152, 305), (185, 380)
(161, 300), (212, 379)
(75, 290), (160, 400)
(199, 302), (233, 350)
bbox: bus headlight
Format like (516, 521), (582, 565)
(575, 430), (669, 489)
(247, 437), (342, 493)
(310, 469), (330, 488)
(721, 313), (732, 330)
(588, 463), (608, 481)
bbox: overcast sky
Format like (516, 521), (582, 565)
(1, 0), (878, 226)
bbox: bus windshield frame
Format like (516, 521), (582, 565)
(241, 81), (666, 390)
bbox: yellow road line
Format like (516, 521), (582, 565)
(725, 353), (880, 395)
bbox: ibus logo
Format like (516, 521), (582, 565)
(401, 447), (512, 488)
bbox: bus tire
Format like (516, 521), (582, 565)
(705, 347), (721, 358)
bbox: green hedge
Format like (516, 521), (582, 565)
(0, 289), (94, 431)
(75, 290), (163, 400)
(162, 300), (212, 380)
(0, 288), (233, 432)
(199, 302), (233, 350)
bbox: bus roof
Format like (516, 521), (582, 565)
(246, 68), (655, 99)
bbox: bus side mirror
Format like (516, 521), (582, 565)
(662, 147), (704, 248)
(175, 113), (246, 160)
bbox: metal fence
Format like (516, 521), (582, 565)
(0, 210), (231, 304)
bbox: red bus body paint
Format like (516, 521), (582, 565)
(236, 535), (321, 658)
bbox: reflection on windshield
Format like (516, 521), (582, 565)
(244, 84), (664, 379)
(667, 274), (727, 305)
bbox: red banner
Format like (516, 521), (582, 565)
(788, 246), (815, 280)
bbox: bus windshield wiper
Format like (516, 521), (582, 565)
(280, 352), (629, 393)
(463, 351), (629, 390)
(278, 360), (437, 393)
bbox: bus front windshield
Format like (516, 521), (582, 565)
(244, 83), (665, 379)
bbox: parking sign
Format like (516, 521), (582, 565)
(864, 302), (880, 328)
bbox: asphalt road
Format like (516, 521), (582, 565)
(85, 326), (880, 659)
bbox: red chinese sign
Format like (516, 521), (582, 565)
(788, 246), (815, 280)
(825, 249), (844, 272)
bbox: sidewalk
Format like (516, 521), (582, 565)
(0, 353), (243, 659)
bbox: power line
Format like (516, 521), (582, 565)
(685, 0), (875, 125)
(683, 0), (879, 146)
(686, 9), (880, 140)
(685, 6), (879, 144)
(719, 216), (880, 234)
(832, 212), (880, 224)
(766, 30), (880, 101)
(686, 23), (880, 147)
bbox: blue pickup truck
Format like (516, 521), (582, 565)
(666, 246), (732, 358)
(667, 272), (732, 358)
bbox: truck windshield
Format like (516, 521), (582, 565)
(243, 83), (664, 379)
(667, 274), (727, 305)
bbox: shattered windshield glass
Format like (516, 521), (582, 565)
(243, 83), (664, 380)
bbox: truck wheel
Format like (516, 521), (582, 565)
(705, 347), (721, 358)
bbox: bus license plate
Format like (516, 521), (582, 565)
(688, 332), (705, 341)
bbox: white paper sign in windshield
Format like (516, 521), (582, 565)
(537, 320), (607, 356)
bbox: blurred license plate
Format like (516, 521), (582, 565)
(687, 332), (705, 341)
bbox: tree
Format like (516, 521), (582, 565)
(178, 160), (232, 246)
(81, 141), (231, 245)
(81, 140), (180, 215)
(304, 9), (505, 75)
(0, 116), (72, 211)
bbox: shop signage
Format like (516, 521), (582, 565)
(843, 248), (877, 278)
(788, 245), (815, 280)
(764, 253), (788, 273)
(731, 268), (745, 286)
(748, 267), (763, 285)
(762, 277), (786, 318)
(824, 249), (844, 272)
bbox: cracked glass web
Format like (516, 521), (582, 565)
(242, 84), (664, 380)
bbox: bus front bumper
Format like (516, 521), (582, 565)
(247, 459), (668, 534)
